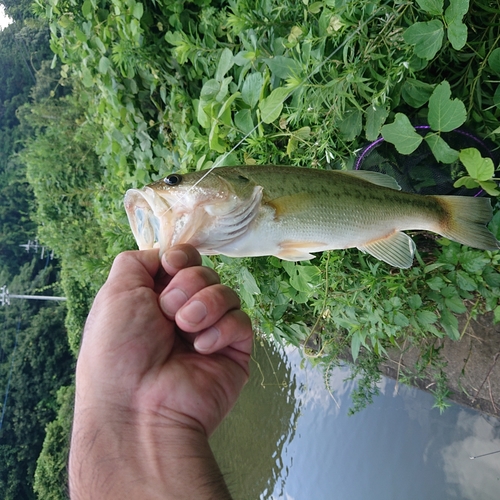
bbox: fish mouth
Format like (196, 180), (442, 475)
(124, 187), (173, 254)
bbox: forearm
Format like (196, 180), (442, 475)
(69, 404), (233, 500)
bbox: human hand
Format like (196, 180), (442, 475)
(76, 245), (253, 436)
(70, 245), (252, 499)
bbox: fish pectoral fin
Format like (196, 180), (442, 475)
(358, 231), (416, 268)
(275, 240), (325, 261)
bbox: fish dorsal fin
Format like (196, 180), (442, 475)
(358, 231), (416, 268)
(341, 170), (401, 190)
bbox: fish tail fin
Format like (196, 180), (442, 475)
(434, 195), (499, 251)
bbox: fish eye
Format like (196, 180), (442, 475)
(163, 174), (182, 186)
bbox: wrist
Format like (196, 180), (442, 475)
(69, 402), (232, 500)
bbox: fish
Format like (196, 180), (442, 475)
(123, 165), (500, 268)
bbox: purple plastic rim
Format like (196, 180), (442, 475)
(354, 125), (494, 197)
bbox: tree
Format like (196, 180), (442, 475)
(0, 260), (74, 499)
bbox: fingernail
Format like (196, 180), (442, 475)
(161, 288), (188, 318)
(179, 300), (207, 325)
(194, 327), (220, 352)
(164, 248), (188, 270)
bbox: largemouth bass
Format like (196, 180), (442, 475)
(124, 166), (499, 268)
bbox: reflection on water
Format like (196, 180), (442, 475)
(210, 340), (298, 499)
(211, 341), (500, 500)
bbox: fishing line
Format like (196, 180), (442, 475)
(158, 0), (393, 215)
(469, 449), (500, 460)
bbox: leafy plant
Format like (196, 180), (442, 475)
(33, 0), (500, 423)
(454, 148), (500, 196)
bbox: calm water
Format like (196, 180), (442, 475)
(211, 341), (500, 500)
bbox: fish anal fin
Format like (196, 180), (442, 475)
(276, 240), (326, 261)
(358, 231), (416, 268)
(267, 193), (314, 219)
(341, 170), (401, 190)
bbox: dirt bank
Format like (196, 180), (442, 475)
(380, 311), (500, 417)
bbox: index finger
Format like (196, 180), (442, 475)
(154, 245), (203, 292)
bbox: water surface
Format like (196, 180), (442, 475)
(211, 341), (500, 499)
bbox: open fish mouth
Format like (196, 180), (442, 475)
(124, 187), (172, 252)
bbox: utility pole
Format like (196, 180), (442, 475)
(0, 286), (66, 306)
(19, 240), (54, 260)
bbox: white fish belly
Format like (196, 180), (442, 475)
(209, 207), (431, 260)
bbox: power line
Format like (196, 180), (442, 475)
(0, 286), (66, 305)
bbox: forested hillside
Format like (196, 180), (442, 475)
(0, 2), (74, 498)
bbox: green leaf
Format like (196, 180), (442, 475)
(289, 265), (319, 293)
(424, 133), (459, 163)
(417, 310), (438, 326)
(200, 79), (221, 101)
(132, 2), (144, 20)
(196, 100), (210, 128)
(338, 109), (362, 142)
(351, 331), (363, 361)
(238, 266), (260, 294)
(478, 180), (500, 196)
(408, 294), (422, 310)
(453, 176), (479, 190)
(81, 67), (94, 88)
(459, 251), (489, 274)
(455, 270), (477, 291)
(488, 48), (500, 75)
(259, 87), (290, 124)
(494, 305), (500, 325)
(445, 0), (469, 21)
(263, 56), (302, 80)
(365, 105), (389, 141)
(393, 312), (410, 327)
(381, 113), (423, 154)
(234, 109), (255, 135)
(308, 2), (323, 14)
(401, 79), (434, 108)
(447, 20), (467, 50)
(403, 20), (444, 60)
(217, 92), (240, 126)
(493, 85), (500, 108)
(459, 148), (495, 181)
(208, 122), (225, 153)
(444, 294), (467, 314)
(98, 56), (112, 74)
(426, 276), (446, 290)
(440, 309), (461, 340)
(427, 81), (466, 132)
(241, 72), (263, 108)
(215, 48), (234, 82)
(82, 0), (93, 18)
(444, 0), (469, 49)
(416, 0), (443, 15)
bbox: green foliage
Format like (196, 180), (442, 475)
(454, 148), (500, 196)
(34, 385), (74, 500)
(19, 95), (111, 353)
(32, 0), (499, 423)
(0, 261), (74, 500)
(382, 80), (467, 162)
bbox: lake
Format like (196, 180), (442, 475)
(211, 340), (500, 499)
